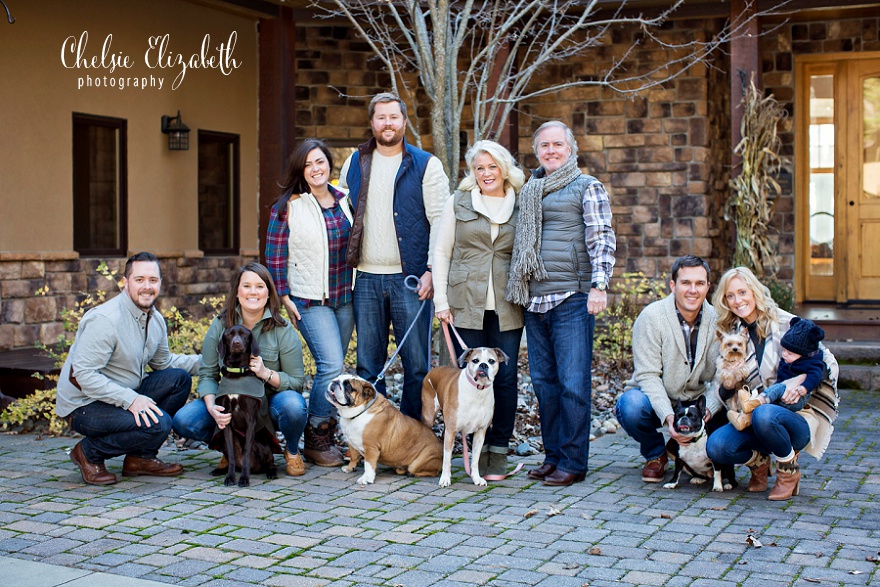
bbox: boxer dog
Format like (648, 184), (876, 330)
(327, 374), (442, 485)
(663, 396), (728, 492)
(421, 347), (509, 487)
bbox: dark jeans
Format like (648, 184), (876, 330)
(69, 368), (192, 462)
(353, 271), (432, 420)
(449, 311), (523, 450)
(524, 293), (594, 475)
(707, 404), (811, 463)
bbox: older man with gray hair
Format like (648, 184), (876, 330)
(507, 120), (616, 486)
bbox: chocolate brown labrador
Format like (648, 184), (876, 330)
(213, 325), (278, 487)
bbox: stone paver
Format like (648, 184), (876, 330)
(0, 388), (878, 586)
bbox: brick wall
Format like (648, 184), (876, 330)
(0, 254), (256, 351)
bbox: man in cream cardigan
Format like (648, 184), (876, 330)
(614, 255), (728, 483)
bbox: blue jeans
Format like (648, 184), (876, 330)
(353, 271), (431, 420)
(524, 293), (593, 475)
(295, 300), (355, 421)
(762, 382), (809, 412)
(69, 368), (191, 462)
(172, 390), (308, 452)
(615, 387), (731, 460)
(450, 311), (523, 450)
(707, 404), (811, 463)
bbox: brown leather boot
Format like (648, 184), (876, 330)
(303, 419), (345, 467)
(768, 453), (801, 500)
(285, 450), (306, 476)
(744, 451), (770, 492)
(70, 441), (117, 485)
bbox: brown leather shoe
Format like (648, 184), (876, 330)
(303, 420), (345, 467)
(285, 450), (306, 476)
(122, 455), (183, 477)
(70, 441), (117, 485)
(641, 453), (668, 482)
(527, 463), (557, 480)
(543, 469), (586, 486)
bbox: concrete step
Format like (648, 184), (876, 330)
(824, 341), (880, 391)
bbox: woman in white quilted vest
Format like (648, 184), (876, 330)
(433, 140), (525, 480)
(266, 139), (354, 468)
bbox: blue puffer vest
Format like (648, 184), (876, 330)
(345, 138), (433, 276)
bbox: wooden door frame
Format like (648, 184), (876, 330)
(795, 51), (880, 304)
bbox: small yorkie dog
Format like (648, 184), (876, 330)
(715, 330), (757, 431)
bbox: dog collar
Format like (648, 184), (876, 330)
(350, 394), (378, 419)
(466, 371), (490, 390)
(222, 366), (249, 375)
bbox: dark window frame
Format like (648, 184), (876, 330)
(72, 113), (128, 257)
(198, 130), (240, 255)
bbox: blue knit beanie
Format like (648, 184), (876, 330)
(781, 317), (825, 356)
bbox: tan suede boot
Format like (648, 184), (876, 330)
(768, 453), (800, 500)
(744, 451), (770, 492)
(285, 450), (306, 477)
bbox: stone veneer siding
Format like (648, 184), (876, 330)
(760, 15), (880, 281)
(0, 254), (256, 352)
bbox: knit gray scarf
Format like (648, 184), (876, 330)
(506, 156), (582, 305)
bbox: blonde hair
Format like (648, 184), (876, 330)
(712, 266), (780, 339)
(457, 140), (525, 194)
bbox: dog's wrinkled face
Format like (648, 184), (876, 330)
(458, 347), (509, 385)
(671, 396), (708, 436)
(718, 330), (749, 363)
(219, 325), (259, 368)
(327, 374), (376, 409)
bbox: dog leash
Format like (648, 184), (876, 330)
(373, 275), (432, 387)
(440, 321), (523, 482)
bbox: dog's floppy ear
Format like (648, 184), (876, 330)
(457, 348), (474, 368)
(359, 378), (377, 400)
(248, 330), (260, 358)
(492, 348), (511, 364)
(218, 334), (229, 364)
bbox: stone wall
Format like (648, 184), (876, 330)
(0, 254), (256, 351)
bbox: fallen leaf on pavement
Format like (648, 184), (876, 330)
(804, 579), (821, 583)
(746, 534), (763, 548)
(588, 547), (602, 555)
(867, 552), (880, 563)
(524, 509), (538, 518)
(660, 513), (672, 519)
(548, 505), (562, 516)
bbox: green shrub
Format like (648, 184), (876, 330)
(594, 272), (668, 370)
(761, 274), (794, 313)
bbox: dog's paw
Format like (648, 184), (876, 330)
(341, 464), (356, 473)
(690, 477), (707, 485)
(472, 475), (487, 486)
(266, 468), (278, 480)
(238, 477), (250, 488)
(356, 473), (374, 485)
(224, 475), (236, 487)
(712, 483), (725, 492)
(723, 481), (733, 491)
(438, 473), (452, 487)
(663, 482), (677, 489)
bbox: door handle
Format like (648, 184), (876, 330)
(849, 201), (855, 206)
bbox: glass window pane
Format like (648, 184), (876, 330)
(809, 74), (835, 276)
(864, 77), (880, 200)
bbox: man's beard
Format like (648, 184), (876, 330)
(375, 126), (404, 147)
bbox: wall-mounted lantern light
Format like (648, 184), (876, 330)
(161, 111), (190, 151)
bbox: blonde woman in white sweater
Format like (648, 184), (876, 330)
(266, 139), (353, 468)
(433, 140), (525, 478)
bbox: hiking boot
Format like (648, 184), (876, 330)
(303, 419), (345, 467)
(642, 453), (668, 482)
(285, 450), (306, 476)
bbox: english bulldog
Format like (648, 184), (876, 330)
(663, 396), (729, 492)
(327, 374), (442, 485)
(421, 347), (509, 487)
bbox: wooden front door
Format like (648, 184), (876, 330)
(796, 53), (880, 302)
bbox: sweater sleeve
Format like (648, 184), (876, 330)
(431, 197), (457, 313)
(630, 307), (675, 424)
(265, 201), (291, 297)
(67, 314), (139, 410)
(197, 317), (224, 398)
(338, 156), (352, 190)
(422, 157), (450, 268)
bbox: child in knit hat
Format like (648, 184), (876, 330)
(742, 317), (827, 414)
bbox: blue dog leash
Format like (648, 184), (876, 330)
(373, 274), (433, 387)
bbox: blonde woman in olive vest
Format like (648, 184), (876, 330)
(432, 140), (525, 478)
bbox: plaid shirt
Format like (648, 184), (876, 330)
(265, 186), (352, 308)
(527, 179), (616, 313)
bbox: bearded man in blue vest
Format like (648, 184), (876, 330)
(338, 93), (449, 420)
(507, 121), (617, 487)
